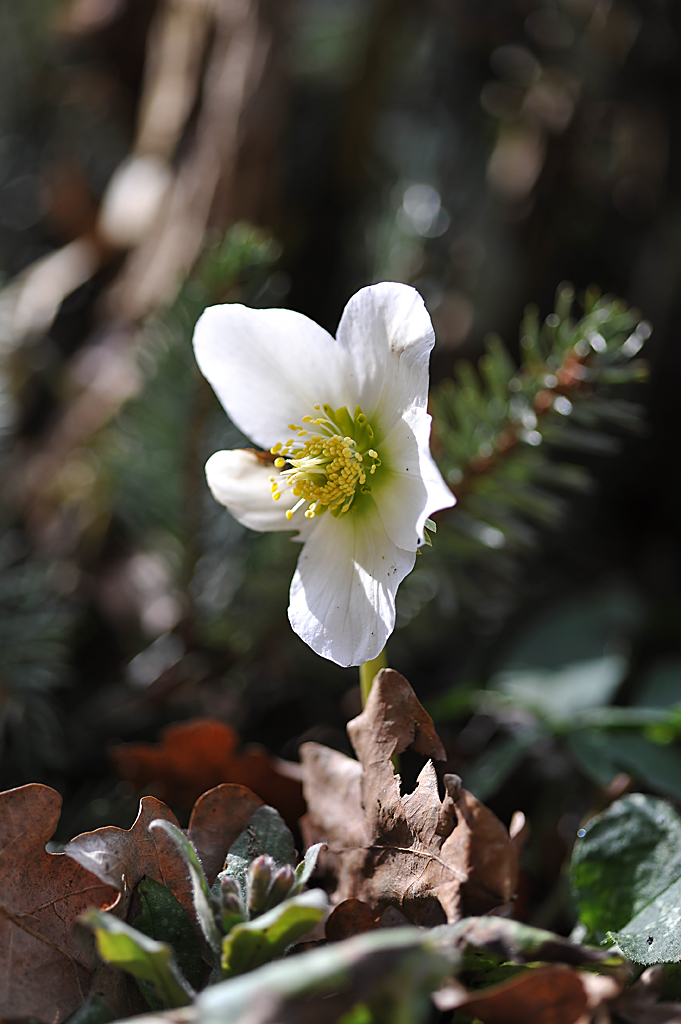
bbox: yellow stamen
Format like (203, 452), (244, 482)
(270, 403), (381, 520)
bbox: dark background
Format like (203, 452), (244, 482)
(1, 0), (680, 929)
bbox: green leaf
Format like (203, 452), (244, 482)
(564, 729), (619, 787)
(611, 876), (681, 965)
(132, 877), (206, 992)
(337, 1004), (373, 1024)
(449, 915), (598, 986)
(433, 916), (612, 967)
(570, 793), (681, 948)
(81, 909), (194, 1009)
(220, 889), (328, 978)
(197, 927), (455, 1024)
(490, 654), (628, 724)
(291, 842), (325, 894)
(465, 728), (542, 800)
(426, 686), (478, 721)
(496, 587), (642, 673)
(635, 659), (681, 708)
(574, 707), (680, 730)
(64, 994), (114, 1024)
(597, 732), (681, 802)
(221, 806), (296, 907)
(149, 819), (221, 955)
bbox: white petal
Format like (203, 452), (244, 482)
(335, 282), (435, 437)
(372, 408), (455, 551)
(193, 304), (354, 449)
(288, 503), (415, 667)
(205, 449), (311, 535)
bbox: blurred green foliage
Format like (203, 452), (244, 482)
(0, 0), (681, 946)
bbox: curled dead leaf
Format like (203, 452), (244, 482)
(110, 718), (304, 830)
(0, 784), (119, 1024)
(64, 795), (185, 898)
(301, 669), (518, 924)
(436, 966), (624, 1023)
(65, 782), (265, 931)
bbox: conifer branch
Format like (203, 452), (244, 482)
(396, 285), (649, 630)
(432, 283), (648, 544)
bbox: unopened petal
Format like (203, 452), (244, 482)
(373, 408), (455, 551)
(288, 503), (415, 667)
(194, 304), (354, 449)
(205, 449), (310, 535)
(335, 282), (436, 438)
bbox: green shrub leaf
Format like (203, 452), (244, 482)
(132, 877), (207, 992)
(80, 909), (194, 1009)
(220, 889), (328, 978)
(220, 806), (296, 906)
(199, 926), (455, 1024)
(292, 842), (325, 894)
(571, 792), (681, 962)
(149, 819), (221, 955)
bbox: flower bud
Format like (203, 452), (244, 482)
(216, 874), (245, 933)
(220, 876), (241, 901)
(221, 891), (243, 915)
(246, 854), (275, 915)
(263, 863), (296, 910)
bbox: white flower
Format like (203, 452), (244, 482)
(193, 282), (455, 667)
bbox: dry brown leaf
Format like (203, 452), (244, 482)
(578, 972), (626, 1023)
(445, 966), (589, 1023)
(610, 967), (681, 1024)
(325, 899), (380, 942)
(434, 963), (625, 1024)
(110, 717), (304, 831)
(64, 793), (193, 920)
(186, 783), (264, 885)
(65, 782), (265, 927)
(301, 668), (518, 924)
(0, 784), (119, 1024)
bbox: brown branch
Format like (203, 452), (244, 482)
(7, 0), (290, 553)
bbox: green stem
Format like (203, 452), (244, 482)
(359, 647), (388, 706)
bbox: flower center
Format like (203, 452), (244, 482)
(269, 404), (381, 520)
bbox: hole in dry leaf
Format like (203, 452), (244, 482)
(396, 747), (432, 797)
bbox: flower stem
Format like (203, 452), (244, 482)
(359, 648), (388, 706)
